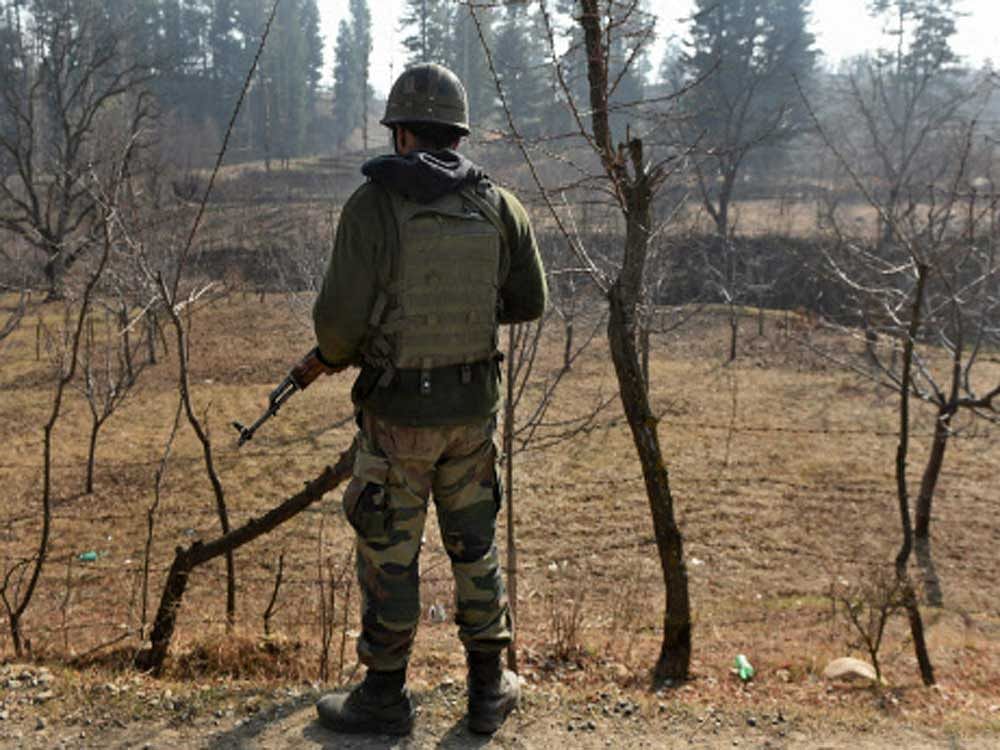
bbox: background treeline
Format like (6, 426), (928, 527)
(0, 0), (657, 166)
(0, 0), (325, 167)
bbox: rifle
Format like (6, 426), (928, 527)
(232, 347), (338, 447)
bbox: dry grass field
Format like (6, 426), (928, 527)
(0, 291), (998, 748)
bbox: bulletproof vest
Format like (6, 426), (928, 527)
(364, 184), (509, 387)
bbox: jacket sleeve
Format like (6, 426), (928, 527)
(312, 185), (384, 367)
(496, 187), (547, 324)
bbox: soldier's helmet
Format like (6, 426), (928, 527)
(381, 63), (470, 136)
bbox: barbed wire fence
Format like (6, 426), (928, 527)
(2, 399), (995, 675)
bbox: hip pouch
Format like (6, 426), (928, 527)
(343, 447), (393, 541)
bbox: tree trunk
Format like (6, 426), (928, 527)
(894, 264), (935, 686)
(720, 234), (739, 363)
(161, 281), (238, 630)
(728, 307), (739, 362)
(42, 255), (64, 301)
(608, 286), (691, 681)
(562, 318), (574, 373)
(119, 303), (134, 382)
(915, 536), (943, 608)
(914, 405), (953, 540)
(577, 0), (691, 681)
(85, 418), (101, 495)
(612, 140), (691, 680)
(146, 312), (158, 365)
(640, 317), (651, 395)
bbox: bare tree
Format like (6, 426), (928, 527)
(804, 59), (999, 687)
(829, 567), (906, 686)
(471, 0), (694, 681)
(77, 301), (145, 494)
(1, 156), (123, 656)
(136, 448), (355, 675)
(135, 0), (281, 641)
(0, 0), (153, 298)
(827, 27), (1000, 543)
(675, 0), (817, 361)
(841, 0), (973, 252)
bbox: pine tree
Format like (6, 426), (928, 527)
(229, 0), (265, 160)
(446, 4), (495, 130)
(211, 0), (240, 82)
(869, 0), (959, 76)
(329, 0), (373, 151)
(401, 0), (451, 66)
(0, 2), (22, 179)
(301, 0), (324, 112)
(350, 0), (372, 150)
(144, 1), (212, 120)
(331, 19), (358, 149)
(492, 4), (548, 136)
(268, 0), (308, 164)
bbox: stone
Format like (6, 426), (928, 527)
(822, 657), (879, 683)
(35, 717), (46, 731)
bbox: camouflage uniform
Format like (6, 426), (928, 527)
(344, 412), (510, 671)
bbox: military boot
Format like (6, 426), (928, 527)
(467, 650), (520, 734)
(315, 668), (414, 735)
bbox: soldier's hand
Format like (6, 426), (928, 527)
(289, 347), (339, 390)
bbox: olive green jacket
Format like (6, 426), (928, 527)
(312, 176), (547, 425)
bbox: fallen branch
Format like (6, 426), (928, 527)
(135, 445), (356, 675)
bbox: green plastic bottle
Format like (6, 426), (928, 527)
(734, 654), (754, 681)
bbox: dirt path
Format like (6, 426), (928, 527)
(3, 681), (996, 750)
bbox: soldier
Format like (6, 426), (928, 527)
(311, 63), (547, 735)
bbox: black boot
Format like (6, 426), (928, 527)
(315, 668), (414, 735)
(467, 650), (520, 734)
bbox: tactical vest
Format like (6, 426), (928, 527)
(363, 183), (510, 391)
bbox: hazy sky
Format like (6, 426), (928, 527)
(315, 0), (1000, 97)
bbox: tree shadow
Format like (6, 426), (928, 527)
(915, 537), (943, 608)
(204, 688), (481, 749)
(301, 720), (419, 748)
(435, 716), (493, 749)
(205, 691), (317, 750)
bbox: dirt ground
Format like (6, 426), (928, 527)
(2, 660), (998, 749)
(0, 294), (998, 749)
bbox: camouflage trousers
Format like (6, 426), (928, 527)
(342, 412), (512, 672)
